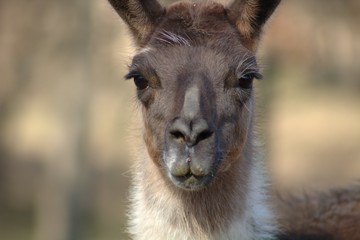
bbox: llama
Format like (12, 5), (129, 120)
(108, 0), (360, 239)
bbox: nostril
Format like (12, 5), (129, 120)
(170, 130), (183, 139)
(196, 130), (213, 144)
(190, 119), (213, 146)
(170, 130), (186, 144)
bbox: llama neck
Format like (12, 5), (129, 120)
(128, 134), (276, 240)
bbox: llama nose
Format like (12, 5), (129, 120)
(169, 118), (213, 147)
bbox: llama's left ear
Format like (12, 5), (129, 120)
(227, 0), (281, 50)
(108, 0), (165, 46)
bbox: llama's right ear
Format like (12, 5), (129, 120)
(108, 0), (165, 46)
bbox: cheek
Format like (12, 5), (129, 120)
(221, 120), (246, 150)
(142, 104), (169, 165)
(217, 120), (248, 173)
(216, 100), (252, 168)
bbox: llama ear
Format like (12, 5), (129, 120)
(227, 0), (281, 50)
(108, 0), (165, 46)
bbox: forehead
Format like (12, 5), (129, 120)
(134, 46), (231, 77)
(147, 1), (247, 53)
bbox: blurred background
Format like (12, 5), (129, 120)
(0, 0), (359, 239)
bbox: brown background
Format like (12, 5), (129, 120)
(0, 0), (359, 239)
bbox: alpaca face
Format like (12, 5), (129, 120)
(108, 0), (280, 190)
(125, 2), (260, 190)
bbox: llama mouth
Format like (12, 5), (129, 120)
(169, 171), (215, 191)
(164, 150), (221, 191)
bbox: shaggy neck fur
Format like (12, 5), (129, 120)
(128, 123), (277, 240)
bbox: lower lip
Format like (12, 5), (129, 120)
(170, 174), (213, 191)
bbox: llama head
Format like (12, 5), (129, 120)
(109, 0), (280, 191)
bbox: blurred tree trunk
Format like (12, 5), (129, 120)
(0, 0), (93, 240)
(33, 1), (93, 240)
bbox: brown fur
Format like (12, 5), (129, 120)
(276, 187), (360, 239)
(107, 0), (360, 239)
(111, 1), (280, 239)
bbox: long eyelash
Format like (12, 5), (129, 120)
(238, 53), (263, 79)
(125, 71), (140, 80)
(246, 71), (263, 80)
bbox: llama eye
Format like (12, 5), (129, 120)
(133, 75), (149, 90)
(238, 73), (255, 89)
(125, 71), (151, 90)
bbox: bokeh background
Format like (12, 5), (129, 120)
(0, 0), (359, 239)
